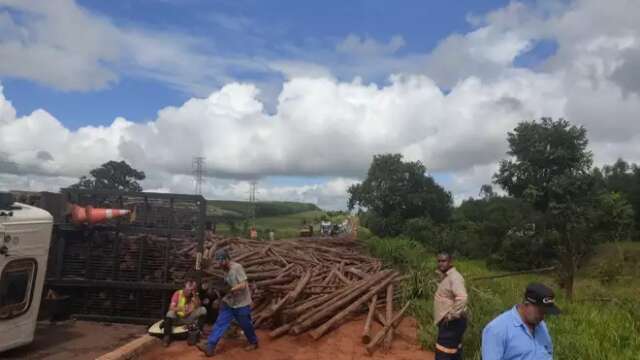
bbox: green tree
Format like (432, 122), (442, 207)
(594, 192), (635, 243)
(594, 158), (640, 237)
(69, 160), (146, 192)
(348, 154), (452, 237)
(455, 195), (544, 263)
(479, 184), (496, 199)
(494, 118), (596, 299)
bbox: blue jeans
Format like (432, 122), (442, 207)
(207, 304), (258, 348)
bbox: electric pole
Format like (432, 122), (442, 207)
(192, 157), (205, 195)
(249, 180), (257, 228)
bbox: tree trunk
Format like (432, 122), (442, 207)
(565, 268), (574, 301)
(560, 224), (576, 301)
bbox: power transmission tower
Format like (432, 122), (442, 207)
(249, 181), (257, 227)
(192, 157), (205, 195)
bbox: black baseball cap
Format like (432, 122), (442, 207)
(524, 283), (561, 315)
(214, 249), (230, 261)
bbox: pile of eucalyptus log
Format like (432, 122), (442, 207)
(200, 236), (410, 354)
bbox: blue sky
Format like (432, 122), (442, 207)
(4, 0), (516, 127)
(2, 0), (638, 209)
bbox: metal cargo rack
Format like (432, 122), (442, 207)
(44, 189), (206, 324)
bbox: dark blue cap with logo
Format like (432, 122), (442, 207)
(524, 283), (561, 315)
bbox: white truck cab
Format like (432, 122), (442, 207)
(0, 193), (53, 352)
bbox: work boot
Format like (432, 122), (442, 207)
(197, 342), (216, 357)
(162, 335), (171, 347)
(188, 315), (206, 345)
(162, 317), (173, 347)
(187, 325), (200, 346)
(195, 315), (206, 331)
(244, 343), (259, 352)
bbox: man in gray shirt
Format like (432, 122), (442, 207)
(198, 249), (258, 357)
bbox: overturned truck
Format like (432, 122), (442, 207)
(42, 189), (206, 324)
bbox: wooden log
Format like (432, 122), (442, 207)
(247, 270), (288, 281)
(346, 267), (370, 279)
(374, 310), (387, 327)
(269, 323), (292, 338)
(244, 257), (279, 267)
(269, 248), (289, 266)
(308, 272), (398, 340)
(365, 302), (411, 355)
(383, 283), (394, 350)
(293, 272), (389, 329)
(334, 269), (352, 285)
(266, 271), (311, 318)
(254, 276), (294, 287)
(234, 250), (260, 262)
(322, 270), (336, 285)
(361, 294), (377, 344)
(283, 291), (343, 321)
(469, 266), (557, 281)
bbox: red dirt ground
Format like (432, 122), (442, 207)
(142, 315), (434, 360)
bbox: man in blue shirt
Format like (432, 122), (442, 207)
(481, 283), (560, 360)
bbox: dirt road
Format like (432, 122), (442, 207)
(0, 320), (147, 360)
(143, 315), (434, 360)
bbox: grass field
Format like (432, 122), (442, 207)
(363, 233), (640, 360)
(214, 210), (349, 239)
(207, 200), (320, 219)
(206, 198), (332, 239)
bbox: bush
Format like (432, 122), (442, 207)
(356, 226), (374, 241)
(364, 236), (428, 270)
(365, 235), (640, 359)
(402, 217), (439, 249)
(597, 260), (624, 285)
(360, 211), (406, 237)
(487, 229), (556, 271)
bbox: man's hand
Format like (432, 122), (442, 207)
(192, 293), (201, 308)
(230, 281), (248, 293)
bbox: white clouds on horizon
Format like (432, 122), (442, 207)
(2, 0), (640, 209)
(0, 0), (269, 95)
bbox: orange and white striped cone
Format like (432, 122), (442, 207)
(71, 204), (88, 224)
(85, 206), (131, 224)
(70, 204), (131, 225)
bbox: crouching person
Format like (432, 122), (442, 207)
(163, 275), (207, 347)
(198, 249), (258, 357)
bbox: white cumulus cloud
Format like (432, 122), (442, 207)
(2, 0), (640, 210)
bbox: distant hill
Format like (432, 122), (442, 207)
(207, 200), (321, 219)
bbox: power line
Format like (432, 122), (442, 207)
(192, 157), (205, 195)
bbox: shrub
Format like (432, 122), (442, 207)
(364, 236), (640, 359)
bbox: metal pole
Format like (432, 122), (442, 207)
(193, 157), (205, 195)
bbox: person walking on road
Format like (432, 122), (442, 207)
(433, 252), (468, 359)
(481, 283), (560, 360)
(198, 249), (258, 357)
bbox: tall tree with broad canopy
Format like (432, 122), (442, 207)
(348, 153), (452, 237)
(494, 118), (596, 300)
(69, 160), (146, 192)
